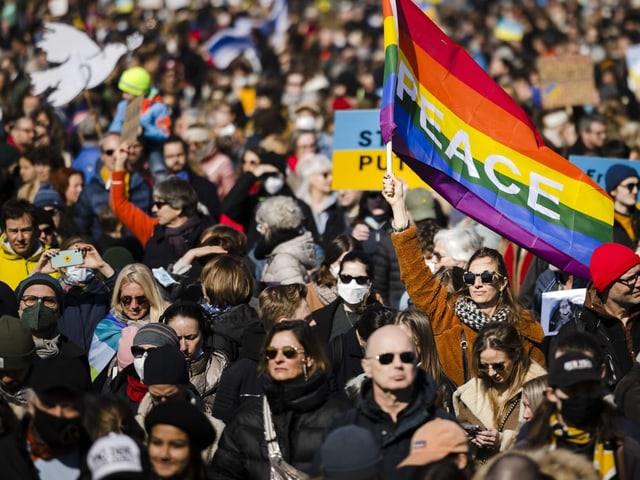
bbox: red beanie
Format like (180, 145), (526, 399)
(590, 243), (640, 293)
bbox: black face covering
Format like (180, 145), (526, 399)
(559, 391), (604, 427)
(33, 408), (83, 449)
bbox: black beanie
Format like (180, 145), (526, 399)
(145, 399), (216, 450)
(143, 345), (189, 386)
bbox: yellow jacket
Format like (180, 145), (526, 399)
(0, 234), (56, 290)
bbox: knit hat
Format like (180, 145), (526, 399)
(34, 184), (64, 210)
(29, 354), (91, 395)
(548, 351), (601, 388)
(87, 433), (144, 480)
(320, 425), (382, 480)
(143, 345), (189, 386)
(132, 323), (179, 348)
(260, 151), (287, 175)
(145, 399), (216, 451)
(0, 315), (35, 370)
(397, 419), (468, 468)
(102, 247), (135, 271)
(405, 188), (436, 222)
(604, 163), (639, 193)
(117, 326), (139, 370)
(15, 274), (64, 306)
(118, 67), (151, 96)
(589, 242), (640, 293)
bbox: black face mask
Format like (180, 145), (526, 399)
(33, 408), (83, 449)
(560, 391), (603, 427)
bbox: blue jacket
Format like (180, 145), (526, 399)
(73, 162), (151, 240)
(71, 145), (100, 184)
(109, 98), (171, 142)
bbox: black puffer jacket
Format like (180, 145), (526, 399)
(325, 370), (453, 480)
(211, 372), (348, 480)
(211, 303), (265, 364)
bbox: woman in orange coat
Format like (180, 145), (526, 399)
(382, 174), (545, 386)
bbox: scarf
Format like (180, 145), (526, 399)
(454, 297), (509, 330)
(549, 413), (617, 479)
(126, 375), (148, 403)
(312, 282), (338, 306)
(101, 166), (130, 195)
(34, 335), (60, 358)
(165, 216), (202, 257)
(0, 385), (28, 407)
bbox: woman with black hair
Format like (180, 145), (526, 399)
(161, 301), (226, 415)
(145, 399), (217, 480)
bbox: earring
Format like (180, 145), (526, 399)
(302, 360), (309, 381)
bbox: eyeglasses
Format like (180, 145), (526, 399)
(589, 129), (607, 136)
(131, 346), (152, 358)
(368, 351), (416, 365)
(21, 295), (58, 309)
(463, 270), (501, 285)
(264, 345), (303, 360)
(152, 200), (168, 209)
(620, 182), (639, 193)
(101, 149), (116, 156)
(339, 274), (369, 285)
(478, 362), (506, 373)
(617, 270), (640, 287)
(120, 295), (149, 307)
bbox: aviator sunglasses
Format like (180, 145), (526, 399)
(478, 362), (506, 373)
(463, 270), (500, 285)
(265, 345), (304, 360)
(368, 351), (416, 365)
(120, 295), (149, 307)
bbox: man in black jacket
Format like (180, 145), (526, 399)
(324, 325), (452, 480)
(556, 242), (640, 388)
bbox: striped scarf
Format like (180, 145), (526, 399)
(549, 413), (617, 480)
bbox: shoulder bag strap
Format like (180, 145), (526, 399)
(263, 396), (281, 458)
(461, 329), (470, 383)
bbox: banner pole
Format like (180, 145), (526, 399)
(386, 141), (393, 175)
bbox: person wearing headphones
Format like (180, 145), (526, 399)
(160, 301), (226, 415)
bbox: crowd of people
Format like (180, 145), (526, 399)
(0, 0), (639, 479)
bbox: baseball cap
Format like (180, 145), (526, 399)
(397, 419), (468, 468)
(548, 351), (601, 389)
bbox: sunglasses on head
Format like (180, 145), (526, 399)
(369, 351), (416, 365)
(478, 362), (506, 373)
(120, 295), (149, 307)
(463, 270), (500, 285)
(339, 274), (369, 285)
(265, 345), (303, 360)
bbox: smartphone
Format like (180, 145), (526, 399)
(50, 249), (84, 269)
(462, 424), (481, 437)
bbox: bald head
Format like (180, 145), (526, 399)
(365, 324), (415, 357)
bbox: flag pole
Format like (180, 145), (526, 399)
(386, 141), (393, 175)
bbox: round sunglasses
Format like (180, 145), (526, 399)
(463, 270), (501, 285)
(265, 345), (304, 360)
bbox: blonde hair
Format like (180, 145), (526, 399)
(111, 263), (168, 322)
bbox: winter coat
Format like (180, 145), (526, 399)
(453, 361), (547, 461)
(556, 284), (640, 388)
(615, 363), (640, 428)
(74, 162), (151, 240)
(0, 236), (50, 290)
(189, 350), (227, 415)
(260, 231), (316, 286)
(211, 303), (265, 364)
(612, 208), (640, 248)
(211, 372), (348, 480)
(326, 370), (453, 480)
(372, 227), (404, 309)
(391, 226), (546, 386)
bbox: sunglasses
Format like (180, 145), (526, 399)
(264, 345), (303, 360)
(621, 182), (640, 193)
(463, 270), (500, 285)
(120, 295), (149, 307)
(339, 274), (369, 285)
(478, 362), (506, 373)
(369, 351), (416, 365)
(131, 346), (152, 358)
(153, 200), (168, 209)
(101, 149), (116, 156)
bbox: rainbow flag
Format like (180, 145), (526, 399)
(380, 0), (613, 279)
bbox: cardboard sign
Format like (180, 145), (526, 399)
(541, 288), (586, 336)
(569, 155), (640, 190)
(332, 109), (428, 190)
(121, 95), (142, 146)
(538, 55), (598, 109)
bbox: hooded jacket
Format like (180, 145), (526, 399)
(390, 226), (545, 386)
(0, 236), (50, 290)
(211, 372), (348, 480)
(326, 369), (453, 480)
(260, 231), (316, 286)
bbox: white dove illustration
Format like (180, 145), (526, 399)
(30, 23), (143, 107)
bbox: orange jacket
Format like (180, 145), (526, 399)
(110, 170), (158, 247)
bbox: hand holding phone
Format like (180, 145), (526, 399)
(462, 424), (481, 438)
(50, 249), (84, 269)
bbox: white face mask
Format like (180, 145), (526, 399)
(63, 266), (94, 286)
(133, 354), (147, 381)
(330, 264), (340, 279)
(295, 116), (317, 132)
(263, 175), (285, 195)
(337, 280), (370, 305)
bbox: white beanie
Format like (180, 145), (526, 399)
(87, 433), (143, 480)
